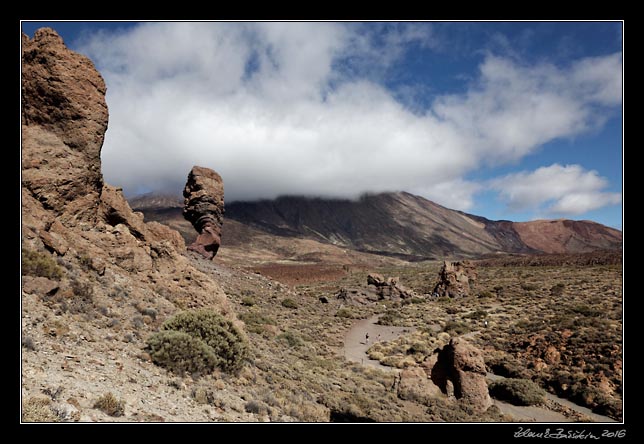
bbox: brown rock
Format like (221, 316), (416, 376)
(337, 274), (417, 305)
(432, 260), (477, 298)
(398, 367), (442, 401)
(430, 338), (492, 412)
(22, 276), (59, 296)
(183, 166), (225, 259)
(543, 346), (561, 365)
(22, 28), (108, 223)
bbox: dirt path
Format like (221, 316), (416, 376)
(343, 316), (616, 423)
(343, 315), (414, 372)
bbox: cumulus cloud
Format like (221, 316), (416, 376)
(489, 164), (622, 215)
(77, 22), (621, 212)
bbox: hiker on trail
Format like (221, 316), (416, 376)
(377, 334), (381, 342)
(365, 332), (369, 344)
(484, 320), (488, 328)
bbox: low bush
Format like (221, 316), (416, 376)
(93, 392), (125, 417)
(488, 378), (546, 406)
(160, 309), (248, 373)
(281, 298), (298, 309)
(22, 248), (63, 279)
(147, 330), (220, 375)
(443, 320), (471, 335)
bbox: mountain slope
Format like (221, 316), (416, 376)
(131, 191), (622, 259)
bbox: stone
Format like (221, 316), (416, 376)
(398, 367), (442, 401)
(337, 274), (417, 305)
(429, 338), (492, 412)
(432, 260), (478, 298)
(183, 166), (225, 259)
(22, 28), (108, 224)
(22, 276), (59, 296)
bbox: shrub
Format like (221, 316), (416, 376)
(93, 392), (125, 417)
(241, 297), (255, 306)
(464, 309), (488, 320)
(488, 378), (546, 406)
(160, 309), (248, 373)
(443, 320), (471, 335)
(147, 330), (220, 375)
(478, 291), (494, 299)
(336, 308), (355, 318)
(520, 283), (538, 291)
(550, 283), (565, 296)
(21, 248), (63, 279)
(281, 298), (298, 309)
(22, 397), (59, 422)
(22, 336), (37, 351)
(277, 330), (304, 348)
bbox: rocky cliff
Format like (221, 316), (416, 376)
(21, 29), (240, 421)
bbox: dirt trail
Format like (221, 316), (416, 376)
(343, 316), (616, 423)
(343, 315), (414, 372)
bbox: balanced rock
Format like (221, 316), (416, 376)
(183, 166), (225, 259)
(429, 338), (492, 412)
(432, 260), (477, 298)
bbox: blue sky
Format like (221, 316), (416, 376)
(22, 21), (623, 228)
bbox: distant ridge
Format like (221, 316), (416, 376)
(130, 191), (622, 259)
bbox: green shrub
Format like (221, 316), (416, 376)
(147, 330), (220, 375)
(22, 397), (59, 422)
(520, 283), (538, 291)
(550, 283), (565, 296)
(336, 308), (355, 318)
(478, 291), (494, 299)
(281, 298), (298, 309)
(488, 378), (546, 406)
(241, 297), (255, 306)
(277, 330), (304, 348)
(464, 309), (488, 320)
(161, 309), (248, 373)
(21, 248), (63, 279)
(443, 320), (471, 335)
(93, 392), (125, 417)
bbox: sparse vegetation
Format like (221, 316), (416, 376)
(277, 330), (304, 348)
(281, 298), (298, 309)
(21, 248), (63, 279)
(488, 378), (546, 406)
(93, 392), (125, 417)
(22, 397), (59, 422)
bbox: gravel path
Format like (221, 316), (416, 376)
(343, 315), (414, 372)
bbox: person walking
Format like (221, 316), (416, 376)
(365, 332), (370, 344)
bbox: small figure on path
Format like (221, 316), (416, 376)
(365, 332), (370, 344)
(484, 320), (488, 328)
(377, 334), (382, 342)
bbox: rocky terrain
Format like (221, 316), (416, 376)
(21, 28), (623, 424)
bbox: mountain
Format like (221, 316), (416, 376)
(130, 191), (622, 260)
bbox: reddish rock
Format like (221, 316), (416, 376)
(183, 166), (225, 259)
(430, 338), (492, 412)
(432, 260), (477, 298)
(337, 274), (417, 305)
(22, 28), (108, 224)
(22, 276), (59, 296)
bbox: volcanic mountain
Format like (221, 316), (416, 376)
(130, 191), (622, 260)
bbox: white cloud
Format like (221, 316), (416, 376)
(77, 23), (621, 214)
(489, 164), (622, 215)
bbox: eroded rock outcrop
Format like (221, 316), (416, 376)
(337, 273), (417, 305)
(21, 28), (230, 310)
(183, 166), (225, 259)
(429, 338), (492, 411)
(432, 260), (477, 298)
(22, 28), (108, 224)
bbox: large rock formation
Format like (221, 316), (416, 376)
(432, 260), (477, 298)
(337, 273), (417, 305)
(21, 28), (231, 314)
(22, 28), (108, 224)
(183, 166), (225, 259)
(429, 338), (493, 412)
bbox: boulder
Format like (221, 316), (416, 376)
(337, 274), (417, 305)
(429, 338), (492, 412)
(183, 166), (225, 259)
(432, 260), (477, 298)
